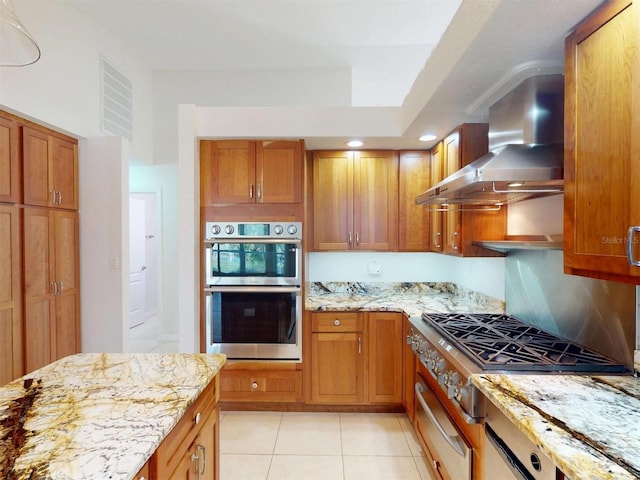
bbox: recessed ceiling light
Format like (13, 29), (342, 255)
(346, 140), (364, 148)
(419, 134), (437, 142)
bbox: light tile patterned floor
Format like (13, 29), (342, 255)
(129, 315), (179, 353)
(220, 411), (435, 480)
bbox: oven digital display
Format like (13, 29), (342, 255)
(238, 223), (269, 236)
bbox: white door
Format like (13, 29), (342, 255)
(129, 197), (146, 328)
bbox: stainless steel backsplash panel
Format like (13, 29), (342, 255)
(505, 250), (636, 369)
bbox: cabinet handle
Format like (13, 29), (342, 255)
(257, 183), (262, 199)
(627, 227), (640, 266)
(355, 232), (360, 246)
(51, 281), (57, 296)
(251, 381), (259, 390)
(50, 190), (55, 205)
(59, 281), (64, 294)
(57, 191), (62, 205)
(348, 232), (352, 245)
(334, 319), (340, 326)
(191, 453), (201, 480)
(358, 336), (362, 354)
(197, 444), (207, 476)
(249, 184), (254, 199)
(194, 412), (201, 425)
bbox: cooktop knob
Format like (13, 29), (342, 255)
(224, 224), (235, 235)
(210, 224), (221, 235)
(273, 224), (284, 235)
(287, 224), (298, 235)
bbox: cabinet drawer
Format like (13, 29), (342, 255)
(311, 312), (363, 332)
(154, 376), (219, 480)
(220, 368), (302, 402)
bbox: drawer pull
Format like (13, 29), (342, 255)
(252, 382), (259, 390)
(334, 319), (340, 326)
(194, 412), (201, 425)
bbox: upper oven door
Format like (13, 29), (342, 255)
(205, 238), (301, 287)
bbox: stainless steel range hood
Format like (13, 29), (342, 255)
(416, 75), (564, 207)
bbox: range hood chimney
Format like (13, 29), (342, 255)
(416, 75), (564, 207)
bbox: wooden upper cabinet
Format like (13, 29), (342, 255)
(429, 142), (444, 252)
(257, 141), (303, 203)
(0, 114), (21, 203)
(23, 208), (80, 372)
(564, 0), (640, 281)
(23, 126), (78, 209)
(0, 205), (23, 385)
(432, 124), (505, 257)
(312, 150), (398, 251)
(398, 151), (430, 252)
(311, 151), (353, 250)
(200, 139), (303, 206)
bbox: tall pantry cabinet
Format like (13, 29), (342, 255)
(0, 110), (80, 384)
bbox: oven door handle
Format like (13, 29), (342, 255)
(204, 286), (301, 293)
(414, 382), (467, 457)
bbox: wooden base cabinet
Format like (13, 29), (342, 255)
(219, 362), (303, 403)
(307, 311), (403, 406)
(23, 208), (80, 372)
(402, 317), (416, 423)
(154, 376), (220, 480)
(0, 205), (22, 385)
(564, 0), (640, 282)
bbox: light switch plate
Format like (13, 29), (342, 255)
(368, 261), (382, 275)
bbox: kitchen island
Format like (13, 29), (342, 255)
(0, 352), (226, 480)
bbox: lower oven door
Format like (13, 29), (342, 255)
(204, 286), (302, 360)
(415, 375), (472, 480)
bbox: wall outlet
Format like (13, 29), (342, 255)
(368, 261), (382, 275)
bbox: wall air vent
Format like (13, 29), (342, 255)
(100, 55), (133, 143)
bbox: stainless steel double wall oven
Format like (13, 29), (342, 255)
(203, 221), (302, 360)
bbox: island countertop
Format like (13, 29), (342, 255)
(473, 373), (640, 480)
(0, 352), (226, 480)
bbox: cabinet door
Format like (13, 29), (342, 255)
(0, 114), (20, 203)
(310, 331), (365, 403)
(193, 407), (218, 480)
(23, 127), (52, 207)
(564, 0), (640, 280)
(398, 151), (430, 251)
(354, 151), (398, 251)
(429, 143), (444, 252)
(23, 208), (55, 372)
(53, 211), (80, 360)
(257, 140), (303, 204)
(312, 151), (353, 250)
(0, 205), (23, 384)
(442, 132), (461, 254)
(202, 140), (257, 204)
(51, 136), (78, 209)
(368, 312), (402, 404)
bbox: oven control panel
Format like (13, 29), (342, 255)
(205, 221), (302, 240)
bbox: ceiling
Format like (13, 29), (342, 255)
(65, 0), (604, 150)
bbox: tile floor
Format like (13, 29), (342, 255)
(129, 315), (179, 353)
(220, 410), (435, 480)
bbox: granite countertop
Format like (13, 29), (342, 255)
(0, 353), (227, 480)
(305, 282), (505, 317)
(473, 374), (640, 480)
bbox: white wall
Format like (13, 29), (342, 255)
(79, 137), (129, 353)
(306, 252), (505, 300)
(1, 1), (154, 164)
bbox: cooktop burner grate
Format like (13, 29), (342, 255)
(421, 312), (628, 373)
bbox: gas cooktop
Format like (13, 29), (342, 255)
(421, 312), (628, 373)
